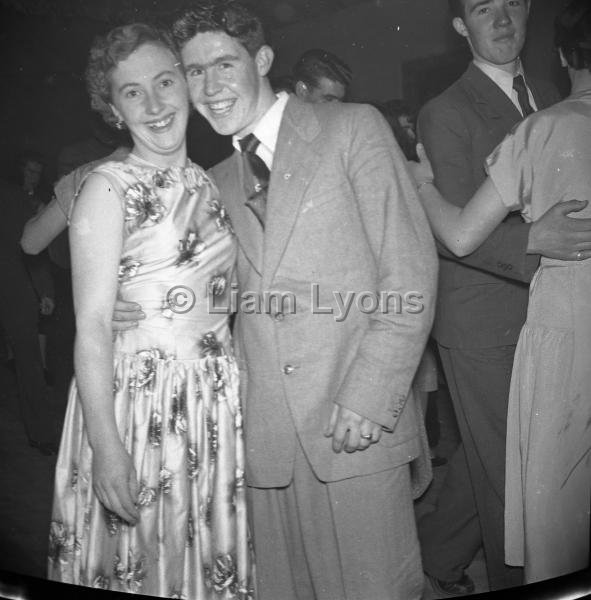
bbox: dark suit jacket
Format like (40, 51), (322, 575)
(212, 96), (438, 488)
(418, 63), (561, 349)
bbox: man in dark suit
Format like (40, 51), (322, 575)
(417, 0), (591, 594)
(172, 3), (437, 598)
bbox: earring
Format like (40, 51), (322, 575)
(115, 117), (124, 130)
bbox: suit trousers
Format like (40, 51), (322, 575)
(248, 442), (423, 600)
(418, 345), (523, 591)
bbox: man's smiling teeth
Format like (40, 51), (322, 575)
(208, 100), (235, 115)
(148, 115), (174, 129)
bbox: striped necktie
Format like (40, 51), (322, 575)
(513, 74), (535, 118)
(239, 133), (270, 227)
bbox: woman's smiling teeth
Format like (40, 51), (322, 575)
(148, 114), (174, 131)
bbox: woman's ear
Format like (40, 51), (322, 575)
(110, 103), (124, 125)
(558, 48), (569, 68)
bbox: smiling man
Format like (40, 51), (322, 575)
(415, 0), (582, 595)
(170, 2), (437, 599)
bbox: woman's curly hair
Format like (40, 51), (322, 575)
(86, 23), (180, 127)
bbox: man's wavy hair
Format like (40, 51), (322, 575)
(172, 1), (266, 56)
(293, 48), (352, 89)
(86, 23), (180, 127)
(555, 0), (591, 72)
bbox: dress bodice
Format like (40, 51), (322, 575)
(92, 155), (236, 359)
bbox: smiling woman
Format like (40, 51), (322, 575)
(86, 25), (189, 167)
(47, 22), (253, 598)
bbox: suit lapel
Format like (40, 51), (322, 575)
(262, 98), (322, 289)
(216, 151), (263, 275)
(461, 63), (522, 132)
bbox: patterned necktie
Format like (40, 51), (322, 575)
(513, 74), (535, 118)
(239, 133), (270, 227)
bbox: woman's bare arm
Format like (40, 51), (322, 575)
(70, 172), (139, 524)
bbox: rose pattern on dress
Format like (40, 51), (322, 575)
(200, 332), (226, 392)
(182, 164), (210, 194)
(92, 574), (111, 589)
(186, 514), (194, 548)
(124, 181), (167, 230)
(206, 411), (219, 463)
(148, 410), (163, 447)
(70, 465), (78, 492)
(169, 383), (188, 436)
(152, 169), (176, 190)
(113, 550), (147, 593)
(104, 508), (123, 536)
(207, 198), (233, 233)
(175, 230), (206, 266)
(187, 444), (199, 480)
(118, 256), (141, 282)
(159, 468), (173, 495)
(206, 553), (239, 595)
(48, 521), (75, 565)
(137, 483), (158, 508)
(129, 349), (161, 389)
(208, 272), (228, 297)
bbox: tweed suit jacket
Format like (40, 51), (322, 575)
(211, 96), (438, 488)
(418, 63), (561, 349)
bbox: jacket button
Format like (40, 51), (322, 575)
(283, 364), (295, 375)
(274, 312), (285, 321)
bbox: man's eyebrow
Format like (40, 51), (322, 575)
(184, 54), (240, 70)
(468, 0), (492, 14)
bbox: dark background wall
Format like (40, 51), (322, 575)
(0, 0), (569, 187)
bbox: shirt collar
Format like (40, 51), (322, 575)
(473, 58), (525, 100)
(232, 91), (290, 164)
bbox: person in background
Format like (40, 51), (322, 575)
(379, 99), (418, 161)
(292, 48), (352, 103)
(0, 174), (58, 455)
(21, 140), (130, 420)
(375, 99), (445, 468)
(416, 0), (591, 594)
(411, 0), (591, 582)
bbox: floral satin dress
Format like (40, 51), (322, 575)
(48, 155), (254, 599)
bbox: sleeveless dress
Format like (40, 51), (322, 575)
(48, 155), (254, 598)
(486, 90), (591, 583)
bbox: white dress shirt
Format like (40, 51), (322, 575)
(232, 91), (290, 170)
(473, 59), (538, 116)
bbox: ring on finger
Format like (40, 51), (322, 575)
(360, 433), (373, 440)
(577, 250), (584, 261)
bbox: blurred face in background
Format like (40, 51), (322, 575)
(397, 114), (416, 142)
(22, 160), (43, 193)
(296, 76), (346, 103)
